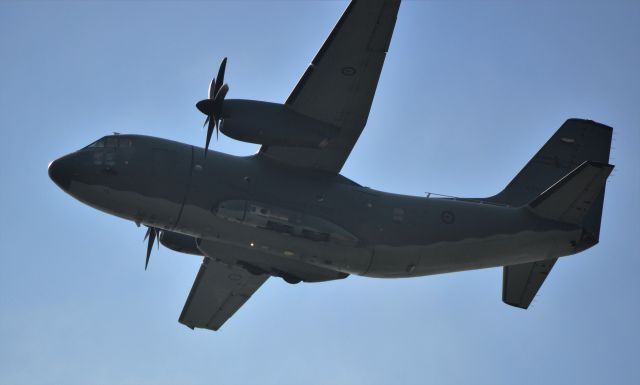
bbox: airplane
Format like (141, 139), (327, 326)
(48, 0), (613, 331)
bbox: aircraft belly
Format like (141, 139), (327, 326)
(197, 238), (347, 282)
(362, 228), (581, 278)
(365, 245), (421, 277)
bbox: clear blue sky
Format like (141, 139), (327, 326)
(1, 1), (639, 384)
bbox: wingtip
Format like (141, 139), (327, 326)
(565, 118), (613, 133)
(503, 300), (530, 310)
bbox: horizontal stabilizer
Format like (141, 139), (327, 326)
(528, 161), (613, 225)
(503, 259), (557, 309)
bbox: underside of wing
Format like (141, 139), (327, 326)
(179, 257), (268, 331)
(260, 0), (401, 173)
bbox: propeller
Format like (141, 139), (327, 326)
(196, 57), (229, 156)
(143, 226), (160, 270)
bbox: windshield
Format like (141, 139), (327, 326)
(85, 136), (132, 149)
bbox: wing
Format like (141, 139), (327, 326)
(179, 257), (268, 331)
(502, 259), (557, 309)
(259, 0), (401, 173)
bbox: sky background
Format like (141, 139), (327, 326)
(1, 1), (639, 384)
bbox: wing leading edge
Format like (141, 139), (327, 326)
(260, 0), (401, 173)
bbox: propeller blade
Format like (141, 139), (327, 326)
(197, 57), (230, 153)
(205, 118), (216, 156)
(214, 57), (227, 96)
(214, 84), (229, 107)
(212, 84), (229, 122)
(144, 227), (157, 270)
(208, 78), (216, 100)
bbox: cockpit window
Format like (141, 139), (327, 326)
(119, 138), (132, 148)
(86, 136), (133, 150)
(105, 137), (117, 148)
(87, 139), (105, 148)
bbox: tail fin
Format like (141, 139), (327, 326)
(489, 118), (613, 240)
(528, 161), (614, 225)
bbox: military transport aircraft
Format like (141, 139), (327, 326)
(48, 0), (613, 331)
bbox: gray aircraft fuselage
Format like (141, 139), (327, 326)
(49, 134), (585, 283)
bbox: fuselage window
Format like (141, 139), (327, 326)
(104, 152), (116, 167)
(93, 152), (104, 165)
(392, 208), (405, 223)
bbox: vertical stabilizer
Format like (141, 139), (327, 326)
(489, 119), (612, 240)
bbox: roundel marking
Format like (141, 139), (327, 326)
(441, 210), (455, 224)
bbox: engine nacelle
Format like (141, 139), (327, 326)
(160, 230), (202, 256)
(220, 100), (339, 148)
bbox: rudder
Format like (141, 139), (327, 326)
(527, 161), (614, 225)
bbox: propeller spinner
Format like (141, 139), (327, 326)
(196, 57), (229, 156)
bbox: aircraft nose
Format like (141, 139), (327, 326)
(48, 155), (73, 191)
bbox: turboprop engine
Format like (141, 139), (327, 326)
(219, 100), (339, 148)
(195, 58), (339, 151)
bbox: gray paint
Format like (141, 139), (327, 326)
(49, 133), (597, 282)
(45, 0), (614, 329)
